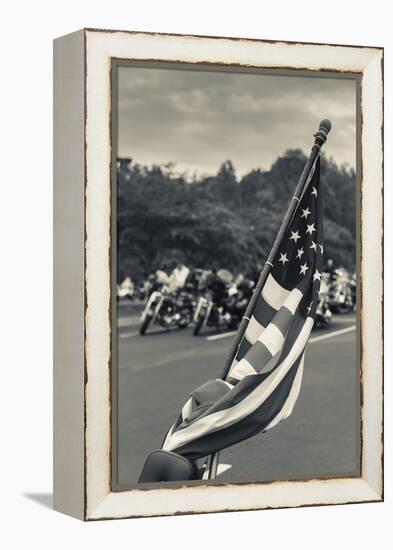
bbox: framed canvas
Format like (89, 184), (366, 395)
(53, 28), (383, 521)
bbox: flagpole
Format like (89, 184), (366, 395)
(207, 119), (332, 480)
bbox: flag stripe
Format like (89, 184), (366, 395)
(226, 358), (258, 382)
(181, 398), (193, 420)
(283, 288), (303, 315)
(237, 306), (304, 382)
(244, 315), (265, 344)
(257, 323), (284, 356)
(279, 310), (310, 359)
(244, 340), (274, 371)
(236, 302), (296, 369)
(263, 353), (305, 432)
(262, 274), (291, 310)
(249, 297), (275, 336)
(236, 336), (253, 360)
(271, 306), (293, 335)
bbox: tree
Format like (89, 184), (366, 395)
(116, 151), (356, 282)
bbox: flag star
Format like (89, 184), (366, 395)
(306, 301), (313, 315)
(319, 243), (324, 254)
(300, 262), (309, 275)
(296, 247), (304, 259)
(301, 207), (311, 219)
(311, 187), (318, 197)
(306, 223), (316, 235)
(310, 241), (317, 252)
(278, 252), (289, 266)
(313, 269), (322, 282)
(289, 230), (301, 243)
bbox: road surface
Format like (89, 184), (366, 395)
(115, 301), (359, 486)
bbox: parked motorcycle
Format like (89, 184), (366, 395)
(117, 276), (135, 301)
(227, 276), (255, 327)
(315, 273), (333, 327)
(193, 270), (254, 335)
(139, 286), (194, 335)
(328, 268), (355, 313)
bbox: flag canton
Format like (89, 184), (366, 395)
(271, 159), (323, 319)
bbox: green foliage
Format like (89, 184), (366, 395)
(117, 151), (356, 282)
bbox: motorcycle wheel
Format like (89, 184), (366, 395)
(139, 312), (153, 335)
(193, 310), (207, 336)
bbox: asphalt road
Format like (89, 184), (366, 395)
(116, 302), (359, 486)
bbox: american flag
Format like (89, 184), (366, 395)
(162, 158), (324, 460)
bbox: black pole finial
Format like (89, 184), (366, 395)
(320, 119), (332, 133)
(314, 119), (332, 148)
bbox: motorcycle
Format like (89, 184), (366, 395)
(225, 276), (255, 327)
(315, 273), (333, 327)
(328, 268), (355, 313)
(139, 286), (194, 335)
(117, 276), (135, 301)
(193, 271), (254, 336)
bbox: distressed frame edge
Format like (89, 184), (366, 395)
(82, 30), (383, 521)
(53, 29), (86, 520)
(87, 479), (381, 521)
(358, 49), (384, 500)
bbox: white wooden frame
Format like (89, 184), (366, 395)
(53, 29), (383, 521)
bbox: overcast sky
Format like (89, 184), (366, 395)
(118, 66), (357, 178)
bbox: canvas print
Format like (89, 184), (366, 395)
(113, 65), (359, 487)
